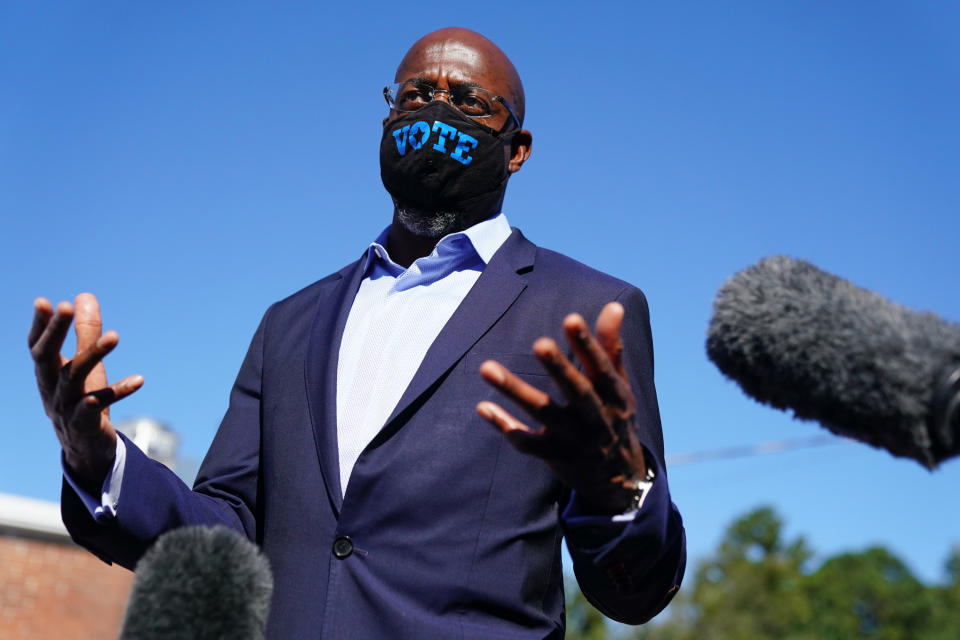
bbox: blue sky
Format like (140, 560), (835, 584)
(2, 0), (958, 605)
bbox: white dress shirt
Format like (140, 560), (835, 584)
(335, 213), (512, 496)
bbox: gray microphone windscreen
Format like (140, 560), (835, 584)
(707, 256), (960, 468)
(119, 525), (273, 640)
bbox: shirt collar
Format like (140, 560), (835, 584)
(458, 212), (512, 264)
(362, 212), (512, 275)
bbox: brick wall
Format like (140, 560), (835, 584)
(0, 534), (133, 640)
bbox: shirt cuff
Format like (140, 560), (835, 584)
(61, 437), (127, 523)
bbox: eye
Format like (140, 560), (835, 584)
(455, 90), (493, 117)
(396, 83), (432, 110)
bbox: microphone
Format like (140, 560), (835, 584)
(119, 525), (273, 640)
(706, 255), (960, 469)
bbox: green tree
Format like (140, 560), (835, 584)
(917, 546), (960, 640)
(568, 507), (960, 640)
(565, 579), (612, 640)
(804, 547), (936, 639)
(637, 506), (815, 640)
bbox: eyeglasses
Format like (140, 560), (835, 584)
(383, 80), (521, 132)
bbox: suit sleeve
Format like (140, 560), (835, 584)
(61, 307), (271, 570)
(560, 286), (686, 624)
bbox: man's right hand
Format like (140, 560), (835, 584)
(28, 293), (143, 495)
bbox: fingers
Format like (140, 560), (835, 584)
(74, 293), (109, 393)
(476, 400), (544, 455)
(30, 300), (74, 388)
(478, 356), (597, 453)
(477, 302), (633, 459)
(73, 293), (103, 351)
(562, 312), (625, 406)
(595, 302), (628, 381)
(531, 337), (601, 413)
(75, 374), (144, 417)
(28, 298), (54, 348)
(479, 359), (552, 414)
(63, 331), (120, 402)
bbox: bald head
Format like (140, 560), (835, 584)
(394, 27), (525, 126)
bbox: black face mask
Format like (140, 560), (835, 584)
(379, 101), (514, 220)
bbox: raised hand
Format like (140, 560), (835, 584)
(476, 302), (649, 514)
(28, 293), (143, 493)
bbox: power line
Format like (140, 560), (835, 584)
(666, 434), (848, 467)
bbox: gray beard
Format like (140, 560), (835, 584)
(394, 205), (466, 239)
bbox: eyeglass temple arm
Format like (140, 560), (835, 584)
(493, 96), (522, 131)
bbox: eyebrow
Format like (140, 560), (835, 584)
(402, 76), (483, 90)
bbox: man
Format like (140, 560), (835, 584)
(29, 27), (685, 639)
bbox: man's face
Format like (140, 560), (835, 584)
(381, 28), (532, 240)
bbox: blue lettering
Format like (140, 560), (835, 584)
(408, 121), (430, 150)
(450, 131), (478, 165)
(392, 125), (411, 156)
(431, 121), (459, 153)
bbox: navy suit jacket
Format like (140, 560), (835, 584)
(63, 229), (685, 639)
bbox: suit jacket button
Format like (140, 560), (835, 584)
(333, 536), (354, 559)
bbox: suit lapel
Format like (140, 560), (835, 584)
(378, 229), (537, 434)
(304, 230), (537, 513)
(304, 259), (366, 515)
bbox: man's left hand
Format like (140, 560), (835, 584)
(477, 301), (649, 514)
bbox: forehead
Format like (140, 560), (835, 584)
(395, 39), (509, 89)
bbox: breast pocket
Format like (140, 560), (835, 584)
(463, 351), (565, 411)
(464, 352), (549, 378)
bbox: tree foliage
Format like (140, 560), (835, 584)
(566, 507), (960, 640)
(565, 579), (612, 640)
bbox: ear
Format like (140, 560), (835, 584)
(383, 107), (399, 128)
(507, 130), (533, 174)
